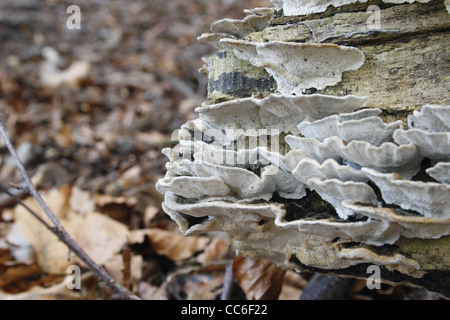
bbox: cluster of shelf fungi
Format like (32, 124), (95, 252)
(157, 0), (450, 296)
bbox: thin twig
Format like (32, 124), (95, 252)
(220, 261), (235, 300)
(0, 116), (63, 230)
(0, 114), (140, 300)
(0, 184), (28, 207)
(0, 184), (53, 230)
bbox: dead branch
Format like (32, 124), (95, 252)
(0, 114), (140, 300)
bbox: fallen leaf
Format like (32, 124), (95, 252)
(14, 187), (76, 274)
(4, 224), (35, 264)
(55, 124), (74, 147)
(0, 248), (11, 264)
(0, 273), (94, 300)
(129, 228), (210, 261)
(93, 191), (137, 224)
(103, 253), (143, 285)
(232, 256), (286, 300)
(72, 211), (130, 268)
(14, 187), (130, 273)
(137, 281), (168, 300)
(93, 193), (137, 207)
(69, 187), (95, 215)
(183, 273), (225, 300)
(278, 270), (308, 300)
(104, 165), (143, 195)
(143, 205), (159, 226)
(40, 47), (90, 88)
(1, 209), (14, 222)
(135, 130), (168, 149)
(0, 263), (42, 289)
(196, 238), (230, 265)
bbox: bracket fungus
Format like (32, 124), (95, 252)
(210, 8), (275, 38)
(157, 0), (450, 296)
(297, 109), (403, 146)
(220, 39), (365, 95)
(195, 93), (367, 134)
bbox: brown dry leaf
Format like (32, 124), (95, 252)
(55, 124), (74, 147)
(278, 270), (308, 300)
(129, 228), (210, 261)
(14, 186), (130, 274)
(93, 192), (137, 207)
(93, 192), (138, 224)
(4, 224), (35, 264)
(349, 278), (369, 294)
(1, 209), (14, 222)
(40, 50), (90, 89)
(103, 253), (143, 285)
(104, 165), (143, 195)
(69, 187), (95, 215)
(0, 263), (42, 289)
(0, 274), (93, 300)
(138, 281), (168, 300)
(71, 211), (130, 268)
(14, 187), (76, 274)
(143, 205), (159, 226)
(0, 248), (11, 264)
(183, 273), (225, 300)
(196, 238), (230, 265)
(232, 256), (286, 300)
(135, 130), (168, 149)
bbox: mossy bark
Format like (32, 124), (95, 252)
(396, 236), (450, 271)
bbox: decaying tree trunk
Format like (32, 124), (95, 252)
(157, 0), (450, 297)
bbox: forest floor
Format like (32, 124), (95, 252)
(0, 0), (442, 300)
